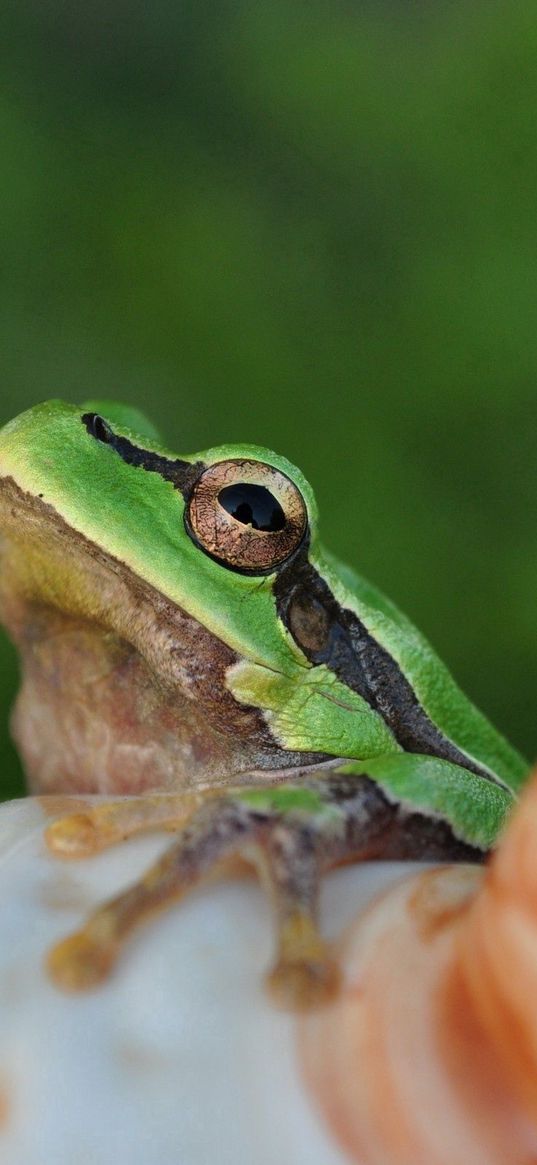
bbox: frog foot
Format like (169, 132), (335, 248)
(45, 773), (399, 1009)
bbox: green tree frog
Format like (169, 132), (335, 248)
(0, 400), (528, 1008)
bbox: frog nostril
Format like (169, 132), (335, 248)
(82, 413), (112, 444)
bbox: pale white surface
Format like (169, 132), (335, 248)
(0, 797), (418, 1165)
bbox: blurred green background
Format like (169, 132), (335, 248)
(0, 2), (536, 797)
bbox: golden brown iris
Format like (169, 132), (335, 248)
(186, 459), (307, 572)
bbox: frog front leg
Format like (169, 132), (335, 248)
(45, 766), (485, 1010)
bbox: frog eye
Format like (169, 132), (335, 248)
(186, 459), (308, 573)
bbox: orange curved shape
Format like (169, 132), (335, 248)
(299, 767), (537, 1165)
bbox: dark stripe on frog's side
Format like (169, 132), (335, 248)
(274, 548), (502, 788)
(81, 414), (204, 496)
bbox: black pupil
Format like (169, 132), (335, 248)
(218, 483), (286, 532)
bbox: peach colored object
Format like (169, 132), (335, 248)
(300, 768), (537, 1165)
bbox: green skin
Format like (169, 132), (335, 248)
(0, 400), (528, 1007)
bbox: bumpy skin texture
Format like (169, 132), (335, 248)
(0, 400), (528, 1006)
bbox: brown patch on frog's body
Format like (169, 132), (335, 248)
(0, 477), (325, 796)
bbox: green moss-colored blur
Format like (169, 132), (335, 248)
(1, 2), (536, 798)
